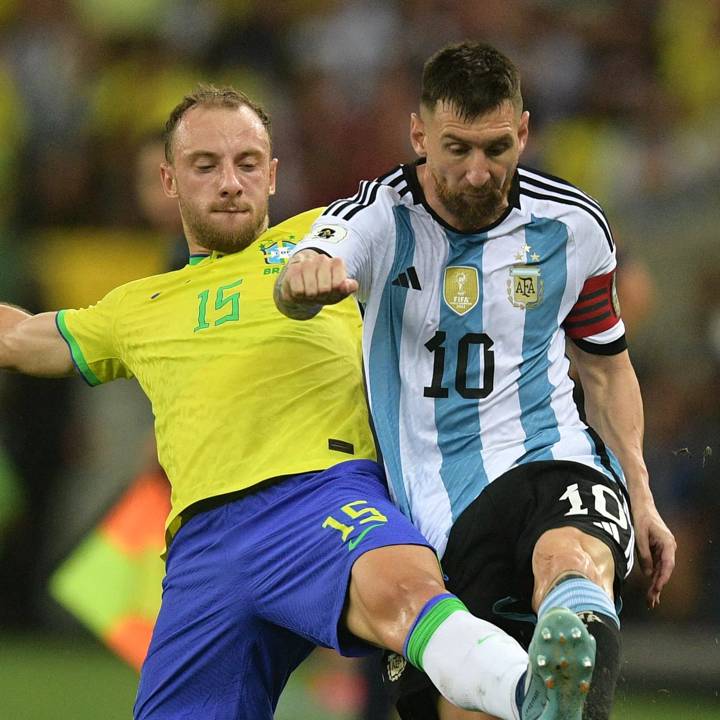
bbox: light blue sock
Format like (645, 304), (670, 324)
(538, 575), (619, 628)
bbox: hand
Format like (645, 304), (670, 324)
(280, 250), (358, 306)
(632, 498), (676, 608)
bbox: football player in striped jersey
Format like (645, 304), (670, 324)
(277, 41), (675, 720)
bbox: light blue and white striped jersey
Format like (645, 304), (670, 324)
(294, 161), (627, 555)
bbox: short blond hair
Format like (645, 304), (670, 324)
(163, 84), (272, 162)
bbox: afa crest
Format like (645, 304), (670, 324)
(259, 237), (296, 265)
(443, 266), (479, 316)
(507, 264), (543, 309)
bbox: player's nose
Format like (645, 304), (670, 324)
(219, 161), (243, 196)
(465, 153), (491, 187)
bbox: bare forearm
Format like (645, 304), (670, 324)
(569, 345), (652, 500)
(0, 303), (31, 333)
(0, 306), (73, 376)
(583, 364), (651, 499)
(0, 304), (31, 369)
(569, 343), (676, 604)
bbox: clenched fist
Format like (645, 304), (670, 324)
(275, 250), (358, 318)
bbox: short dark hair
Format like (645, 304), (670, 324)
(421, 41), (522, 120)
(163, 84), (272, 162)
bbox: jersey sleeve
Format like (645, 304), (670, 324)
(563, 209), (626, 355)
(56, 285), (134, 385)
(291, 181), (398, 304)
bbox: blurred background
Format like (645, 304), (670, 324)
(0, 0), (718, 718)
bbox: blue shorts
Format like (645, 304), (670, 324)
(134, 459), (431, 720)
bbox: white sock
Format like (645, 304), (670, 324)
(420, 610), (526, 719)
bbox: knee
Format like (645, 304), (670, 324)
(346, 545), (446, 651)
(532, 527), (614, 607)
(355, 565), (445, 623)
(533, 538), (600, 584)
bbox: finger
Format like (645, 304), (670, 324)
(279, 263), (298, 301)
(329, 257), (349, 291)
(652, 546), (676, 595)
(647, 588), (660, 609)
(339, 278), (359, 295)
(286, 263), (309, 300)
(647, 540), (676, 607)
(316, 258), (335, 296)
(647, 564), (662, 607)
(635, 534), (653, 577)
(301, 262), (319, 299)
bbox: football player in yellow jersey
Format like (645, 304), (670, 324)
(1, 86), (577, 720)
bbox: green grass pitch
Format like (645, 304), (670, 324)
(0, 633), (716, 719)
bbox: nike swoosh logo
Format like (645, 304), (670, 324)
(476, 635), (494, 646)
(347, 523), (384, 551)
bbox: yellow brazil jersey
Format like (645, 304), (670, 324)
(56, 209), (376, 537)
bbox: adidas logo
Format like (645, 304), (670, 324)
(391, 266), (422, 290)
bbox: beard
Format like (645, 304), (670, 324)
(433, 171), (511, 231)
(180, 198), (268, 254)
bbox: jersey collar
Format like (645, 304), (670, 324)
(188, 251), (225, 266)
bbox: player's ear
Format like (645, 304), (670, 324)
(160, 162), (178, 198)
(517, 110), (530, 155)
(268, 157), (278, 196)
(410, 112), (427, 158)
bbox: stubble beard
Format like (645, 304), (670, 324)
(181, 199), (268, 254)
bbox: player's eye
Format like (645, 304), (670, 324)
(486, 142), (511, 157)
(446, 144), (469, 156)
(195, 165), (214, 172)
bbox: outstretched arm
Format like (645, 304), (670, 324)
(567, 342), (676, 608)
(0, 304), (74, 377)
(274, 250), (358, 320)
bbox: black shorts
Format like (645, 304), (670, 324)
(384, 460), (634, 720)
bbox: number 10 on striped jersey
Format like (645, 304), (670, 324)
(423, 331), (495, 400)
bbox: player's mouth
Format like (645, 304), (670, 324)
(212, 207), (250, 214)
(461, 185), (496, 199)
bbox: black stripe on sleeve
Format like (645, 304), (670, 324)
(300, 247), (333, 258)
(569, 299), (609, 316)
(375, 166), (404, 184)
(519, 169), (604, 214)
(564, 310), (612, 329)
(520, 187), (614, 252)
(343, 182), (382, 220)
(324, 181), (367, 216)
(571, 335), (627, 356)
(577, 287), (608, 303)
(326, 181), (371, 218)
(321, 166), (407, 221)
